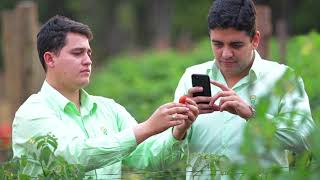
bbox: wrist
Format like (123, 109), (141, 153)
(133, 121), (154, 144)
(140, 120), (155, 136)
(246, 105), (256, 121)
(172, 127), (187, 140)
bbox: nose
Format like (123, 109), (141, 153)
(82, 53), (92, 66)
(221, 47), (233, 59)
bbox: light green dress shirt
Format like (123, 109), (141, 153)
(12, 81), (187, 179)
(174, 51), (315, 179)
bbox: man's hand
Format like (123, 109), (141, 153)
(186, 87), (220, 114)
(173, 97), (199, 140)
(209, 80), (253, 119)
(133, 102), (189, 144)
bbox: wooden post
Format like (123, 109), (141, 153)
(2, 10), (22, 119)
(151, 0), (171, 50)
(255, 5), (272, 59)
(1, 1), (44, 121)
(276, 19), (288, 64)
(15, 2), (44, 100)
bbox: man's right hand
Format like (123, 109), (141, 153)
(186, 87), (220, 114)
(133, 102), (189, 144)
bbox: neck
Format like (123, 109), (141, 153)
(46, 78), (81, 111)
(224, 76), (243, 88)
(222, 51), (255, 88)
(223, 62), (253, 88)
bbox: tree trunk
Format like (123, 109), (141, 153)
(255, 4), (272, 59)
(150, 0), (171, 50)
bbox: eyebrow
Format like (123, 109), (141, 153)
(211, 39), (244, 44)
(70, 47), (92, 52)
(211, 39), (221, 43)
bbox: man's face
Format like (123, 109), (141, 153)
(210, 28), (259, 77)
(51, 32), (92, 90)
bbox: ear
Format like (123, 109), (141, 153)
(252, 31), (260, 49)
(43, 52), (55, 69)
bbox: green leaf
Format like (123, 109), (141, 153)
(20, 155), (28, 167)
(209, 157), (216, 179)
(216, 155), (231, 175)
(40, 146), (53, 166)
(18, 174), (32, 180)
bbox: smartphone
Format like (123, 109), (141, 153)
(191, 74), (212, 97)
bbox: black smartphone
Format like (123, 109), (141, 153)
(191, 74), (212, 97)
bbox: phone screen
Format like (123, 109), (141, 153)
(191, 74), (212, 97)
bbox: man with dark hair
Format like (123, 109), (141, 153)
(174, 0), (314, 179)
(12, 15), (199, 179)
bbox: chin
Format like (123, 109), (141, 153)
(79, 79), (90, 88)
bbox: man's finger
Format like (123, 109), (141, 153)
(165, 102), (187, 109)
(185, 98), (197, 106)
(219, 96), (237, 106)
(187, 87), (203, 97)
(167, 106), (189, 115)
(209, 91), (234, 106)
(210, 80), (230, 91)
(220, 101), (237, 112)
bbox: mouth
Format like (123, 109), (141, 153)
(80, 69), (91, 74)
(219, 60), (236, 67)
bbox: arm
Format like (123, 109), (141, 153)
(132, 102), (191, 144)
(208, 73), (315, 152)
(122, 99), (199, 170)
(269, 77), (315, 153)
(12, 110), (138, 172)
(122, 128), (188, 170)
(12, 99), (189, 173)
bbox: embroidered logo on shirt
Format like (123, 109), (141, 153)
(250, 95), (257, 108)
(100, 126), (108, 134)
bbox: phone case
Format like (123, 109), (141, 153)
(191, 74), (211, 97)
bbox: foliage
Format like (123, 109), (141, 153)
(269, 31), (320, 123)
(0, 134), (88, 179)
(172, 0), (212, 41)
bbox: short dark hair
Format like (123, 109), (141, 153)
(37, 15), (93, 72)
(208, 0), (256, 38)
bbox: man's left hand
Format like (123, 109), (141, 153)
(173, 98), (199, 140)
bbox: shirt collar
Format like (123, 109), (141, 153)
(80, 88), (97, 114)
(40, 81), (97, 114)
(249, 50), (264, 80)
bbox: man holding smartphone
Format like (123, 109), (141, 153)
(174, 0), (315, 179)
(12, 15), (199, 179)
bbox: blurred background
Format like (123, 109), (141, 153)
(0, 0), (319, 162)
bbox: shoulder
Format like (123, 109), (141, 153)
(89, 95), (118, 107)
(258, 59), (294, 79)
(15, 93), (54, 118)
(260, 59), (291, 72)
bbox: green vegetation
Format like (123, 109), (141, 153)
(0, 134), (88, 179)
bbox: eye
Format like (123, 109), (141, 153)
(231, 43), (243, 49)
(72, 51), (83, 56)
(87, 51), (92, 58)
(213, 42), (223, 48)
